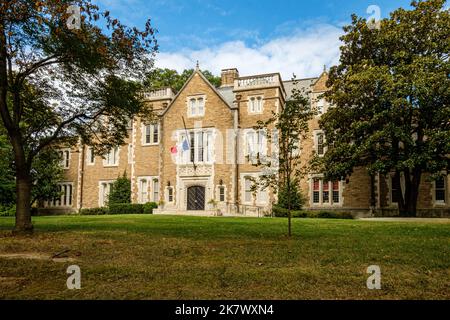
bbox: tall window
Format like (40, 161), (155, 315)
(152, 179), (159, 202)
(245, 130), (267, 163)
(218, 186), (226, 202)
(138, 178), (149, 204)
(167, 187), (174, 203)
(128, 144), (133, 164)
(317, 98), (325, 114)
(244, 178), (253, 203)
(87, 147), (95, 165)
(188, 96), (205, 117)
(103, 147), (119, 166)
(315, 132), (325, 156)
(59, 149), (70, 169)
(391, 176), (401, 204)
(312, 178), (341, 205)
(435, 176), (446, 204)
(248, 96), (263, 114)
(180, 130), (214, 164)
(143, 123), (159, 145)
(49, 183), (73, 207)
(99, 181), (114, 207)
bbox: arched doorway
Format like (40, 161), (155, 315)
(187, 186), (205, 210)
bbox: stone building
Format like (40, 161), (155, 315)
(41, 66), (450, 217)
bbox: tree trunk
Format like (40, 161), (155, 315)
(398, 168), (421, 217)
(14, 173), (33, 234)
(10, 133), (34, 234)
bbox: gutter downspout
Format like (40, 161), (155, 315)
(234, 95), (241, 213)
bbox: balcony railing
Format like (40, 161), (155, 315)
(235, 73), (282, 90)
(143, 87), (174, 100)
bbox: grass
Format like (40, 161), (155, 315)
(0, 214), (449, 300)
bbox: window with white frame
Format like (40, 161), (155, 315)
(242, 175), (268, 205)
(179, 130), (214, 164)
(152, 179), (159, 202)
(248, 96), (263, 114)
(128, 144), (133, 164)
(314, 131), (325, 156)
(316, 97), (325, 114)
(218, 186), (226, 202)
(138, 178), (149, 204)
(167, 186), (174, 203)
(142, 123), (159, 145)
(188, 96), (205, 117)
(87, 147), (95, 165)
(48, 183), (73, 207)
(312, 178), (341, 205)
(245, 129), (267, 163)
(103, 147), (119, 166)
(434, 176), (446, 204)
(99, 181), (114, 207)
(244, 177), (253, 203)
(59, 149), (70, 169)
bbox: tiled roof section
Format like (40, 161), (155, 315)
(283, 77), (318, 100)
(217, 86), (235, 106)
(312, 72), (329, 92)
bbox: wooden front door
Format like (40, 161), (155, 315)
(187, 186), (205, 210)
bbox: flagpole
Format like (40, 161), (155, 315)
(182, 116), (197, 171)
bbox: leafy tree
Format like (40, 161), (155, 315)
(0, 0), (157, 233)
(254, 76), (315, 236)
(108, 172), (131, 205)
(31, 149), (64, 206)
(316, 0), (449, 217)
(145, 68), (221, 92)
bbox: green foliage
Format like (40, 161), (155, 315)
(108, 173), (131, 205)
(31, 149), (64, 205)
(79, 207), (110, 216)
(144, 68), (221, 92)
(317, 0), (450, 216)
(272, 206), (353, 219)
(109, 203), (144, 215)
(276, 182), (305, 211)
(143, 202), (158, 214)
(0, 205), (16, 217)
(0, 1), (158, 231)
(0, 135), (15, 207)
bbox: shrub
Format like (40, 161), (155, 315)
(276, 182), (305, 211)
(79, 207), (109, 215)
(109, 203), (144, 215)
(0, 205), (15, 217)
(315, 211), (354, 219)
(108, 172), (131, 205)
(143, 202), (158, 214)
(272, 206), (353, 219)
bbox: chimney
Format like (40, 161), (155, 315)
(220, 68), (239, 87)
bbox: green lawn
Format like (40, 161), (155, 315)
(0, 214), (449, 300)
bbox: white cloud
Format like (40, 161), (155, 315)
(155, 23), (343, 79)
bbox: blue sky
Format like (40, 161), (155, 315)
(94, 0), (413, 78)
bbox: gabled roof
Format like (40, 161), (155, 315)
(283, 77), (318, 100)
(161, 69), (234, 116)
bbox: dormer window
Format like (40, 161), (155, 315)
(248, 96), (263, 114)
(188, 96), (205, 117)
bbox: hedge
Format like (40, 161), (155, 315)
(79, 207), (109, 215)
(109, 203), (144, 215)
(272, 206), (353, 219)
(143, 202), (158, 214)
